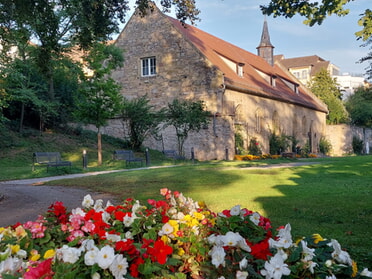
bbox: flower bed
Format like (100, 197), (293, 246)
(234, 153), (317, 161)
(0, 188), (371, 278)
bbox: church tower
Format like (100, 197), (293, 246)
(257, 18), (274, 66)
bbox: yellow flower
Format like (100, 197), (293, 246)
(177, 248), (185, 256)
(168, 220), (179, 233)
(352, 260), (358, 277)
(10, 245), (20, 254)
(15, 226), (27, 238)
(44, 249), (56, 259)
(30, 250), (40, 262)
(193, 212), (204, 220)
(312, 234), (325, 244)
(161, 235), (170, 244)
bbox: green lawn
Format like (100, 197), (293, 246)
(43, 156), (372, 269)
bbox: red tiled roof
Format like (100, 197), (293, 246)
(274, 55), (330, 76)
(167, 17), (327, 113)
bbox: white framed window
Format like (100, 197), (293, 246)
(141, 57), (156, 77)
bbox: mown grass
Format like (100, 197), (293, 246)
(45, 156), (372, 268)
(1, 127), (371, 268)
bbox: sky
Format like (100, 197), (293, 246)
(118, 0), (370, 77)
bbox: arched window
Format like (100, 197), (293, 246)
(292, 114), (298, 137)
(302, 116), (307, 136)
(255, 108), (262, 133)
(272, 111), (280, 133)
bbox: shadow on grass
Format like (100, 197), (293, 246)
(254, 156), (372, 269)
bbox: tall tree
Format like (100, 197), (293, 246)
(0, 0), (199, 100)
(345, 87), (372, 127)
(74, 43), (123, 165)
(165, 99), (210, 157)
(309, 69), (349, 124)
(120, 96), (163, 151)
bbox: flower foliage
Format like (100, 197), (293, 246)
(0, 189), (371, 279)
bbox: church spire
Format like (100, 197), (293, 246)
(257, 18), (275, 66)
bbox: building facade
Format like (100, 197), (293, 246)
(103, 3), (327, 160)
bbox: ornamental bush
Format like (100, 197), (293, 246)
(1, 189), (371, 279)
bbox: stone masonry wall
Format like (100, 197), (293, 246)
(326, 124), (372, 155)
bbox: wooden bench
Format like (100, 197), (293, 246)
(163, 150), (185, 160)
(32, 152), (72, 172)
(113, 150), (143, 166)
(281, 152), (296, 158)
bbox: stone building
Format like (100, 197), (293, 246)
(106, 3), (328, 160)
(275, 55), (340, 86)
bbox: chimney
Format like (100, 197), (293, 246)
(257, 18), (274, 66)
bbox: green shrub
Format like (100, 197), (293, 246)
(235, 132), (244, 155)
(269, 133), (290, 155)
(319, 136), (332, 155)
(352, 136), (364, 155)
(248, 137), (262, 155)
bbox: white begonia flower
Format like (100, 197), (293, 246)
(307, 261), (318, 274)
(301, 240), (315, 261)
(102, 211), (110, 223)
(217, 277), (226, 279)
(123, 215), (134, 227)
(236, 270), (249, 279)
(326, 274), (337, 279)
(16, 249), (27, 259)
(106, 233), (121, 242)
(109, 254), (129, 279)
(329, 239), (352, 265)
(260, 252), (291, 279)
(269, 224), (293, 249)
(208, 234), (218, 245)
(159, 223), (174, 236)
(0, 257), (22, 275)
(361, 268), (372, 277)
(325, 260), (333, 267)
(71, 207), (86, 217)
(239, 257), (248, 270)
(230, 205), (241, 216)
(85, 249), (98, 266)
(221, 231), (243, 247)
(105, 200), (113, 208)
(125, 231), (133, 239)
(82, 194), (94, 208)
(131, 200), (141, 213)
(80, 239), (97, 252)
(94, 199), (104, 211)
(97, 245), (115, 269)
(250, 212), (261, 225)
(57, 245), (81, 264)
(209, 246), (226, 268)
(92, 272), (101, 279)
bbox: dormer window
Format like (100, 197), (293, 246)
(271, 75), (277, 87)
(237, 63), (245, 77)
(141, 56), (156, 77)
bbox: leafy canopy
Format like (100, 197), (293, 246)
(309, 69), (349, 124)
(345, 87), (372, 127)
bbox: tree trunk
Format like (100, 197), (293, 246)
(97, 131), (102, 166)
(19, 102), (25, 133)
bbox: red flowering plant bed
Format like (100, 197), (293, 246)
(0, 188), (371, 279)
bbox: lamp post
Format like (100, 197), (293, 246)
(82, 149), (88, 169)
